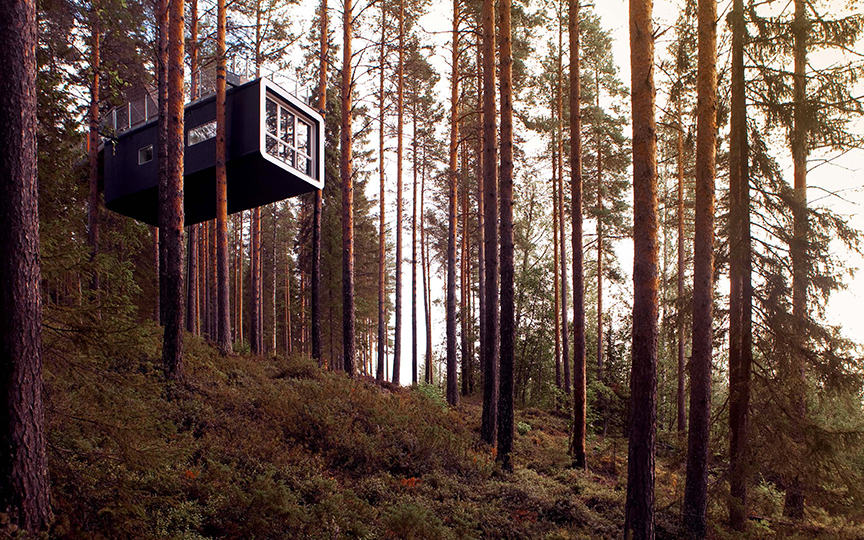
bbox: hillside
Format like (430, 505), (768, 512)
(6, 323), (859, 539)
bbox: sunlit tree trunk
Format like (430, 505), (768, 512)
(0, 0), (51, 525)
(683, 0), (717, 535)
(624, 0), (659, 536)
(412, 97), (419, 385)
(251, 208), (261, 354)
(162, 0), (185, 378)
(215, 0), (232, 355)
(157, 0), (168, 326)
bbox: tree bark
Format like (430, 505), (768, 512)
(186, 225), (198, 332)
(676, 93), (686, 435)
(271, 207), (277, 354)
(216, 0), (233, 355)
(460, 147), (471, 396)
(394, 0), (405, 385)
(161, 0), (185, 379)
(683, 0), (717, 535)
(422, 145), (433, 384)
(624, 0), (659, 536)
(251, 208), (262, 354)
(157, 0), (168, 327)
(568, 0), (587, 470)
(376, 5), (387, 382)
(341, 0), (356, 376)
(412, 96), (419, 385)
(728, 0), (751, 528)
(497, 0), (515, 470)
(476, 36), (486, 396)
(446, 0), (460, 406)
(595, 71), (605, 434)
(480, 0), (498, 443)
(784, 0), (808, 519)
(312, 0), (326, 364)
(0, 0), (52, 525)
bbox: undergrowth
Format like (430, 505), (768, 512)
(37, 319), (864, 539)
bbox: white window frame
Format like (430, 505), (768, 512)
(264, 94), (315, 178)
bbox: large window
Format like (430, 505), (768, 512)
(188, 120), (216, 146)
(265, 96), (313, 177)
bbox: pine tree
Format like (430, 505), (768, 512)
(215, 0), (232, 355)
(446, 0), (460, 406)
(0, 0), (52, 526)
(341, 0), (356, 376)
(624, 0), (659, 536)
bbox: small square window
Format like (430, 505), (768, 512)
(138, 145), (153, 164)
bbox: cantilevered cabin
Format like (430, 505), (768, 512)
(102, 77), (324, 226)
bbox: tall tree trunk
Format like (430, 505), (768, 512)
(728, 0), (751, 528)
(88, 3), (101, 294)
(216, 0), (233, 355)
(162, 0), (185, 378)
(312, 0), (326, 364)
(189, 0), (198, 99)
(683, 0), (717, 535)
(480, 0), (499, 443)
(251, 208), (261, 354)
(675, 94), (686, 435)
(595, 71), (605, 434)
(210, 220), (217, 340)
(476, 37), (486, 395)
(285, 251), (292, 355)
(784, 0), (808, 519)
(497, 0), (515, 470)
(198, 222), (205, 336)
(460, 149), (471, 396)
(394, 0), (404, 385)
(624, 0), (659, 536)
(186, 225), (198, 332)
(412, 99), (419, 385)
(568, 0), (587, 469)
(376, 5), (387, 382)
(556, 1), (570, 404)
(341, 0), (356, 376)
(446, 0), (460, 406)
(0, 0), (51, 525)
(271, 207), (277, 354)
(152, 226), (160, 322)
(553, 145), (562, 392)
(422, 146), (433, 384)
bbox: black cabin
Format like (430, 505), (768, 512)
(102, 77), (324, 226)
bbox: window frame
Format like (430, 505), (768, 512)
(138, 144), (154, 165)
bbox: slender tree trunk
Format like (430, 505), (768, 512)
(497, 0), (515, 470)
(376, 6), (387, 382)
(683, 0), (717, 535)
(568, 0), (587, 469)
(341, 0), (356, 375)
(394, 0), (405, 385)
(595, 72), (605, 434)
(271, 207), (277, 354)
(624, 0), (659, 536)
(784, 0), (808, 519)
(0, 0), (52, 525)
(286, 252), (292, 355)
(162, 0), (185, 379)
(216, 0), (232, 355)
(422, 146), (433, 384)
(676, 94), (686, 435)
(412, 100), (419, 385)
(210, 220), (217, 340)
(553, 144), (562, 393)
(728, 0), (751, 528)
(312, 0), (326, 364)
(186, 226), (198, 332)
(476, 37), (486, 394)
(556, 2), (570, 404)
(198, 222), (205, 336)
(251, 208), (261, 354)
(446, 0), (460, 406)
(152, 226), (160, 322)
(88, 4), (101, 294)
(460, 149), (471, 396)
(237, 215), (243, 342)
(480, 0), (499, 443)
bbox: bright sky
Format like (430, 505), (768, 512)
(290, 0), (864, 383)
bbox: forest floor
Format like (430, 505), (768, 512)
(16, 320), (863, 539)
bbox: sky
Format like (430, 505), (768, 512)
(286, 0), (864, 383)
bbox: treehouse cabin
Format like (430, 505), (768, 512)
(102, 76), (324, 227)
